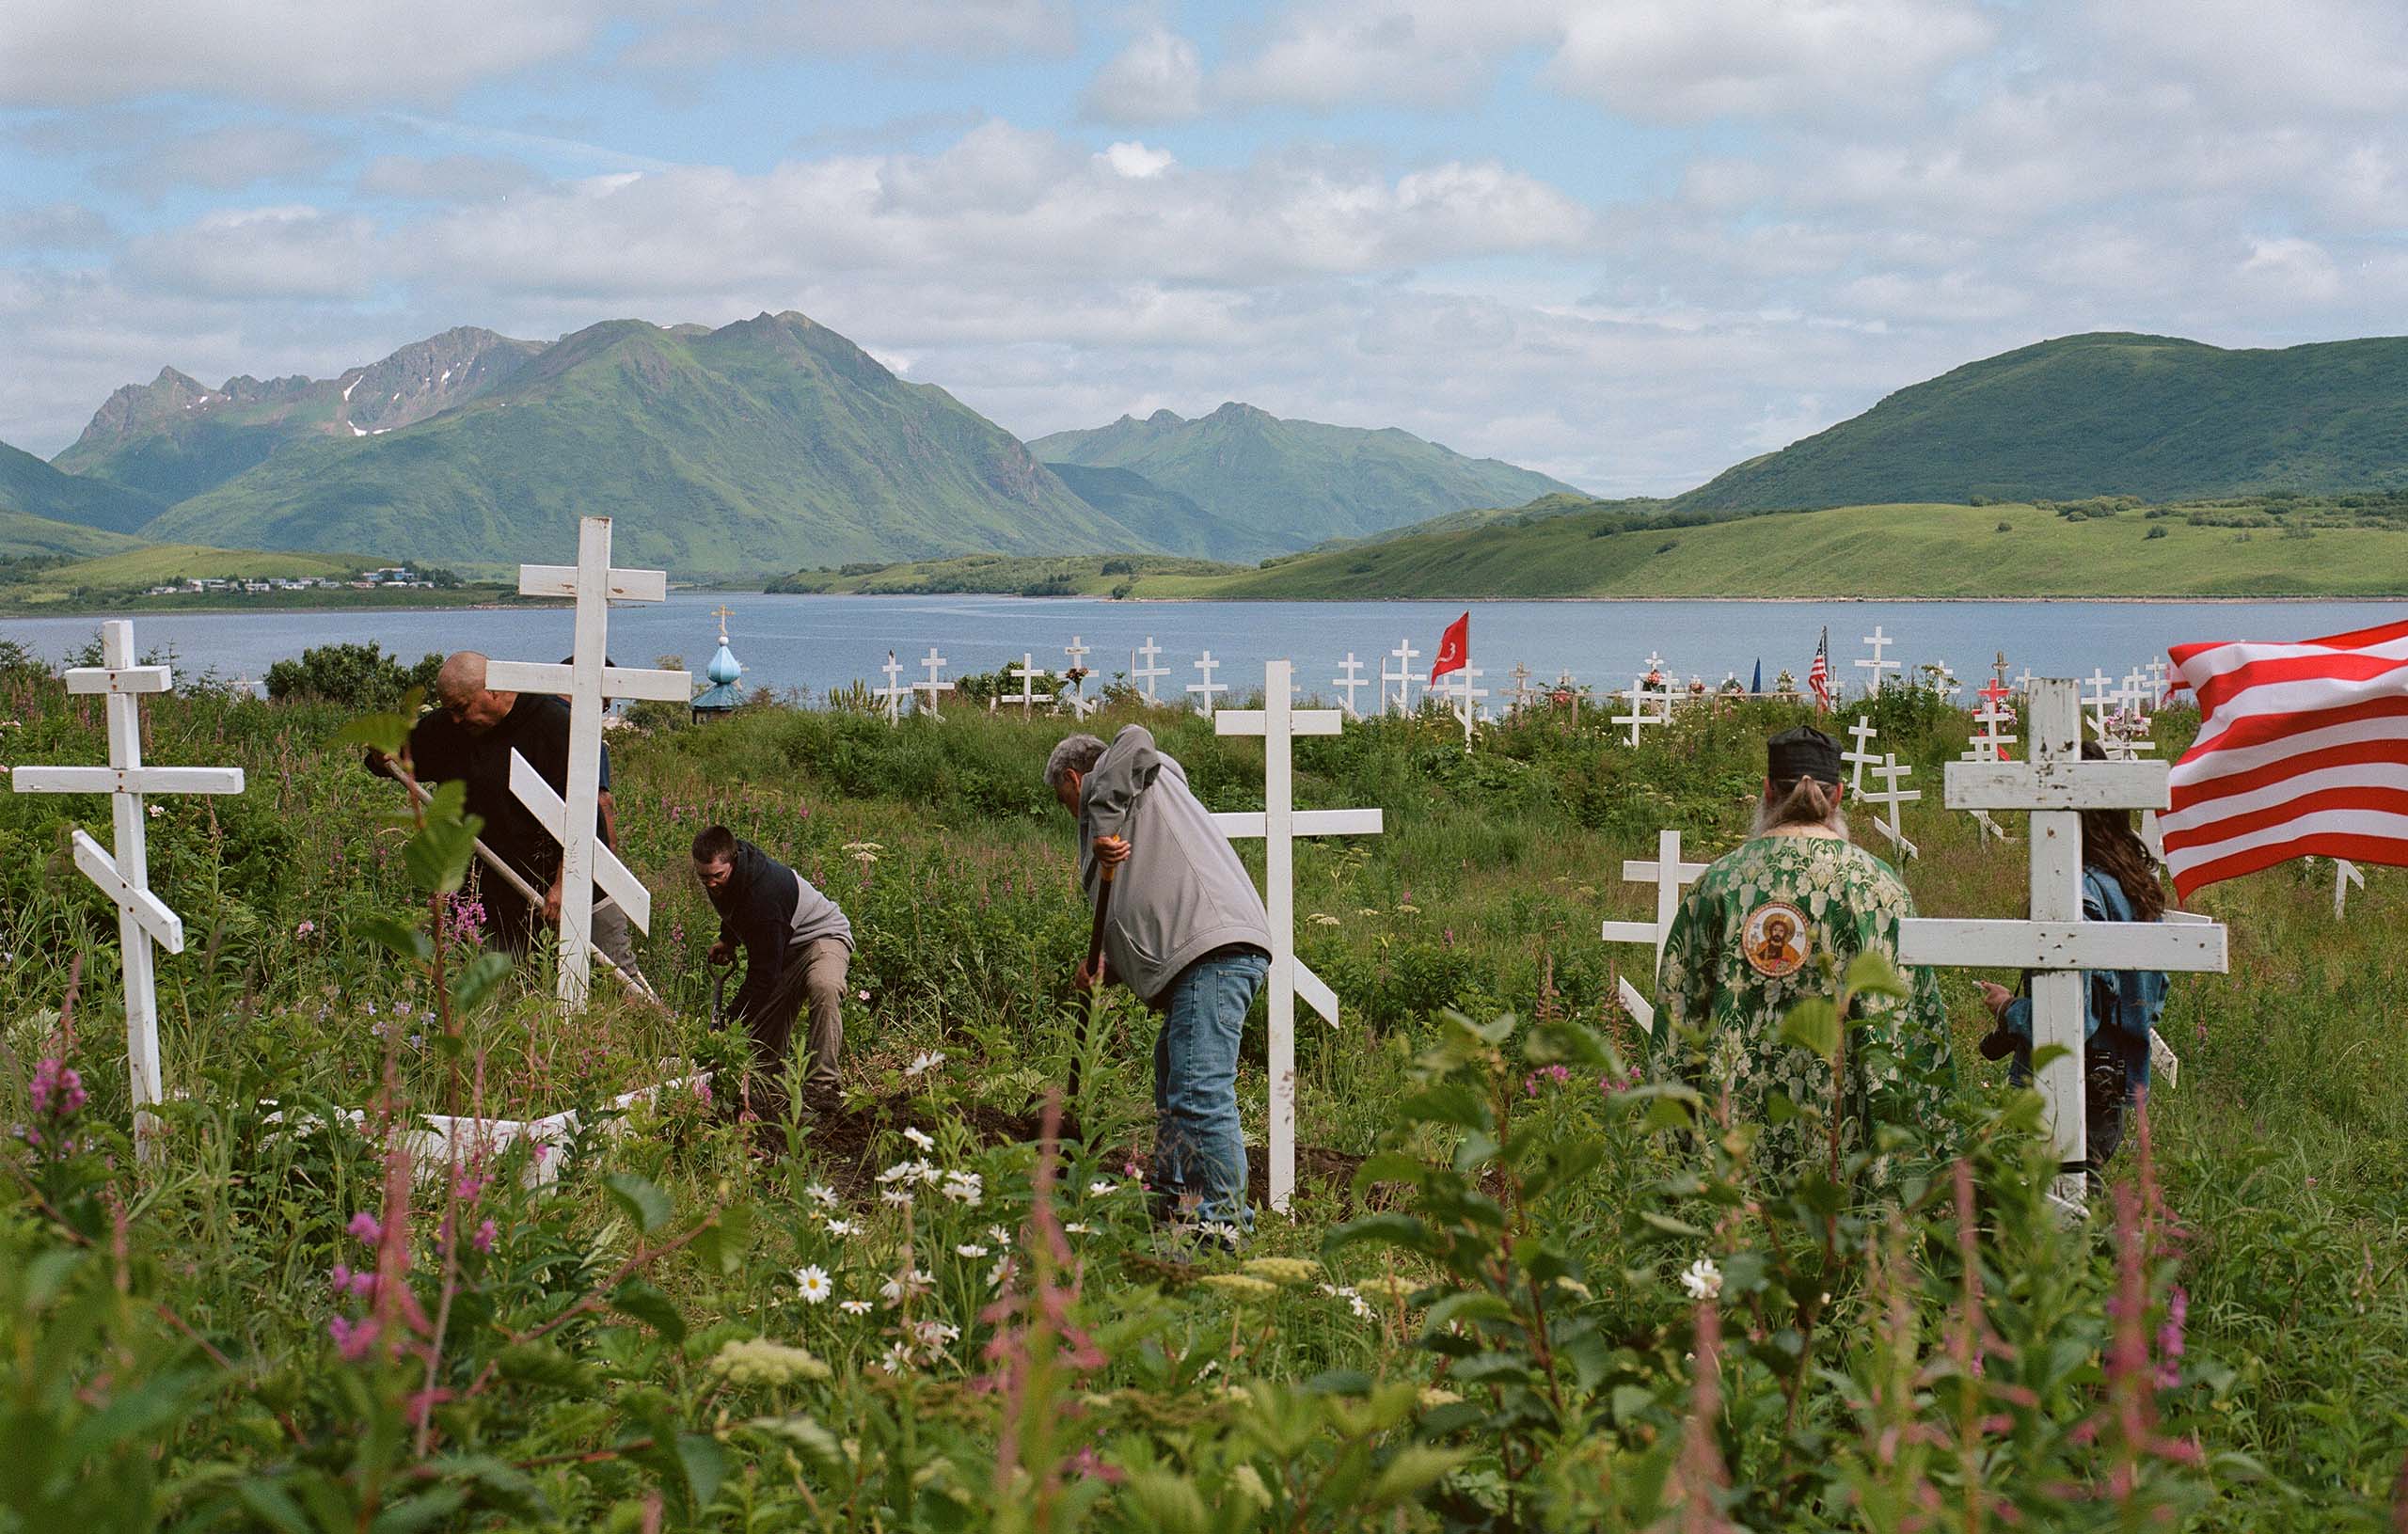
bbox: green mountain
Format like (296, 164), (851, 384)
(0, 507), (146, 562)
(1028, 403), (1583, 553)
(139, 313), (1169, 576)
(0, 437), (160, 535)
(1678, 331), (2408, 512)
(1039, 462), (1258, 556)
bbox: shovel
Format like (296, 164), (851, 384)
(1064, 859), (1117, 1108)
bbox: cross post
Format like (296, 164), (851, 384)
(1597, 828), (1709, 1028)
(1188, 651), (1227, 718)
(1332, 653), (1369, 719)
(485, 516), (688, 1006)
(1008, 654), (1049, 711)
(915, 647), (953, 720)
(2335, 858), (2365, 918)
(1856, 626), (1900, 694)
(9, 618), (246, 1149)
(1841, 715), (1881, 793)
(1212, 660), (1384, 1211)
(1861, 752), (1920, 859)
(1132, 637), (1168, 702)
(1445, 664), (1486, 749)
(876, 651), (909, 724)
(1384, 638), (1420, 716)
(1061, 635), (1092, 719)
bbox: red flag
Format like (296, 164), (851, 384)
(1429, 612), (1469, 683)
(2163, 617), (2408, 899)
(1807, 626), (1832, 712)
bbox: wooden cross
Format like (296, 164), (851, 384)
(1384, 638), (1421, 716)
(1188, 651), (1227, 718)
(1060, 635), (1093, 719)
(1552, 668), (1581, 720)
(2081, 669), (2118, 740)
(1856, 626), (1900, 693)
(1861, 752), (1920, 859)
(1007, 654), (1050, 712)
(915, 647), (953, 720)
(1131, 637), (1168, 702)
(1331, 653), (1370, 719)
(1212, 660), (1384, 1212)
(1842, 715), (1881, 794)
(484, 516), (689, 1006)
(1992, 650), (2012, 691)
(9, 618), (245, 1149)
(2145, 656), (2170, 703)
(710, 603), (735, 640)
(1507, 661), (1534, 714)
(1443, 664), (1486, 749)
(1963, 680), (2018, 843)
(875, 651), (909, 724)
(1597, 828), (1708, 1030)
(2334, 858), (2364, 918)
(1642, 651), (1666, 675)
(1610, 677), (1656, 747)
(1900, 679), (2228, 1201)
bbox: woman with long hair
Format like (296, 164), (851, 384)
(1975, 739), (2170, 1168)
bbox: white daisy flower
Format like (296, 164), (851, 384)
(988, 1257), (1013, 1289)
(1680, 1257), (1724, 1302)
(805, 1183), (837, 1208)
(880, 1189), (914, 1208)
(880, 1341), (913, 1372)
(794, 1265), (832, 1304)
(1064, 1221), (1094, 1235)
(987, 1224), (1011, 1244)
(838, 1299), (873, 1316)
(904, 1051), (946, 1078)
(956, 1242), (990, 1258)
(825, 1217), (857, 1237)
(902, 1126), (935, 1151)
(1087, 1180), (1117, 1196)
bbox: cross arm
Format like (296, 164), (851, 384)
(70, 830), (184, 951)
(1295, 960), (1339, 1027)
(9, 766), (246, 796)
(1213, 709), (1344, 737)
(64, 665), (172, 695)
(1599, 919), (1662, 945)
(506, 751), (652, 929)
(1897, 918), (2226, 973)
(600, 665), (691, 703)
(1212, 808), (1384, 839)
(1622, 857), (1707, 883)
(516, 564), (669, 602)
(484, 660), (571, 694)
(1943, 760), (2169, 812)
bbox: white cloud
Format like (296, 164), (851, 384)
(1082, 29), (1206, 124)
(1101, 142), (1175, 180)
(97, 123), (344, 198)
(121, 205), (380, 300)
(356, 153), (546, 202)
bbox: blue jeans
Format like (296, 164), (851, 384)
(1152, 947), (1268, 1231)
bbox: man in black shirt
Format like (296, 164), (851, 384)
(366, 651), (648, 988)
(691, 825), (854, 1114)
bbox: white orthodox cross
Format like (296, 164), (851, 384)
(1060, 635), (1094, 719)
(1861, 752), (1921, 859)
(1610, 677), (1658, 747)
(1384, 638), (1421, 716)
(1132, 637), (1169, 703)
(1332, 653), (1370, 720)
(1553, 669), (1581, 720)
(1007, 654), (1050, 712)
(1597, 829), (1709, 1031)
(1842, 715), (1882, 794)
(1962, 680), (2019, 843)
(2015, 668), (2036, 695)
(1900, 679), (2228, 1203)
(484, 516), (689, 1006)
(875, 651), (909, 724)
(8, 618), (245, 1149)
(1508, 661), (1535, 715)
(1856, 626), (1900, 693)
(1212, 660), (1384, 1212)
(2146, 656), (2171, 704)
(1642, 651), (1666, 675)
(915, 647), (953, 720)
(2081, 669), (2118, 740)
(2334, 858), (2365, 918)
(1188, 651), (1227, 718)
(1444, 664), (1487, 749)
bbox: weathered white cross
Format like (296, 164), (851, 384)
(1842, 715), (1882, 794)
(1384, 638), (1421, 716)
(1132, 637), (1168, 703)
(1861, 752), (1921, 859)
(1507, 661), (1535, 715)
(2334, 858), (2364, 918)
(2081, 669), (2118, 740)
(1610, 677), (1662, 748)
(1643, 651), (1666, 675)
(1212, 660), (1385, 1212)
(1597, 828), (1709, 1030)
(1060, 635), (1094, 719)
(485, 516), (689, 1006)
(1962, 679), (2018, 843)
(8, 618), (245, 1148)
(1007, 654), (1051, 712)
(875, 651), (910, 724)
(915, 647), (953, 720)
(1899, 678), (2228, 1202)
(1331, 653), (1370, 720)
(1188, 651), (1227, 718)
(1442, 664), (1486, 749)
(1857, 626), (1900, 693)
(1552, 669), (1581, 720)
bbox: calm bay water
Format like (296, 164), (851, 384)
(5, 594), (2400, 704)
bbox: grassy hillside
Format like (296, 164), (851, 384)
(1140, 497), (2408, 598)
(1030, 403), (1583, 553)
(1680, 331), (2408, 512)
(0, 507), (145, 561)
(0, 438), (160, 534)
(768, 551), (1236, 597)
(141, 314), (1173, 575)
(0, 545), (425, 612)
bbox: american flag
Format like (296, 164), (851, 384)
(1807, 626), (1832, 712)
(2162, 617), (2408, 900)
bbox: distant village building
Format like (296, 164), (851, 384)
(691, 606), (744, 721)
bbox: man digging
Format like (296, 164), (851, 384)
(690, 826), (855, 1117)
(365, 651), (650, 989)
(1048, 727), (1273, 1243)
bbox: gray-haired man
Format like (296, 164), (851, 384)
(1047, 726), (1272, 1235)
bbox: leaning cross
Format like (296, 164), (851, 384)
(1900, 678), (2228, 1204)
(1212, 660), (1384, 1212)
(485, 515), (689, 1006)
(1861, 752), (1921, 859)
(1384, 638), (1421, 716)
(1332, 653), (1370, 720)
(1132, 637), (1169, 703)
(1007, 654), (1050, 712)
(2334, 858), (2365, 918)
(8, 618), (245, 1150)
(1188, 651), (1227, 718)
(915, 647), (953, 720)
(1842, 715), (1882, 794)
(1597, 829), (1709, 1030)
(876, 651), (909, 724)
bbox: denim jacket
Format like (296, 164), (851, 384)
(1999, 866), (2169, 1096)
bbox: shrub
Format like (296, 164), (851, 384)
(263, 642), (441, 709)
(1995, 520), (2014, 533)
(2146, 525), (2169, 539)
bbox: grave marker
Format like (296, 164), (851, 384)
(1597, 829), (1709, 1029)
(1332, 653), (1370, 720)
(876, 651), (909, 724)
(1900, 679), (2228, 1202)
(1856, 626), (1900, 694)
(1611, 676), (1670, 747)
(1384, 638), (1422, 716)
(1061, 636), (1094, 719)
(1132, 637), (1169, 703)
(1842, 715), (1882, 794)
(1443, 663), (1487, 748)
(1861, 752), (1921, 859)
(1962, 679), (2019, 843)
(1007, 654), (1051, 712)
(1507, 661), (1535, 715)
(915, 647), (954, 720)
(484, 517), (689, 1006)
(2334, 858), (2365, 918)
(1188, 651), (1228, 718)
(1212, 660), (1385, 1212)
(8, 618), (246, 1149)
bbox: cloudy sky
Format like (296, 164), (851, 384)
(4, 0), (2402, 492)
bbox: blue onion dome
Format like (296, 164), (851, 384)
(706, 639), (742, 686)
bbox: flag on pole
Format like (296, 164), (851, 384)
(1807, 627), (1832, 712)
(1750, 658), (1762, 696)
(1429, 612), (1470, 683)
(2162, 616), (2408, 899)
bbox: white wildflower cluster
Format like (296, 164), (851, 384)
(709, 1337), (832, 1387)
(879, 1267), (935, 1308)
(904, 1051), (946, 1078)
(941, 1169), (984, 1207)
(955, 1242), (990, 1258)
(1680, 1257), (1723, 1302)
(903, 1125), (935, 1151)
(1318, 1283), (1378, 1321)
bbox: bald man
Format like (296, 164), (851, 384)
(366, 651), (646, 985)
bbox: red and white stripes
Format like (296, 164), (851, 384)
(2162, 617), (2408, 899)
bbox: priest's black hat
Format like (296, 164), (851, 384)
(1767, 725), (1843, 784)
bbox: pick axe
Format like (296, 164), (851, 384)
(1064, 858), (1117, 1107)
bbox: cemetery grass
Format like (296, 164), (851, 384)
(3, 670), (2406, 1528)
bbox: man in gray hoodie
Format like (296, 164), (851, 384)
(1048, 726), (1273, 1234)
(691, 825), (855, 1114)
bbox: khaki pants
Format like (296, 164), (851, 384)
(741, 937), (849, 1111)
(589, 899), (654, 999)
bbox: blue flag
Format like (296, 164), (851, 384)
(1750, 658), (1762, 695)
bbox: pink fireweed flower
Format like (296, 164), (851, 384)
(28, 1058), (86, 1117)
(472, 1219), (496, 1254)
(294, 920), (316, 939)
(346, 1210), (381, 1245)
